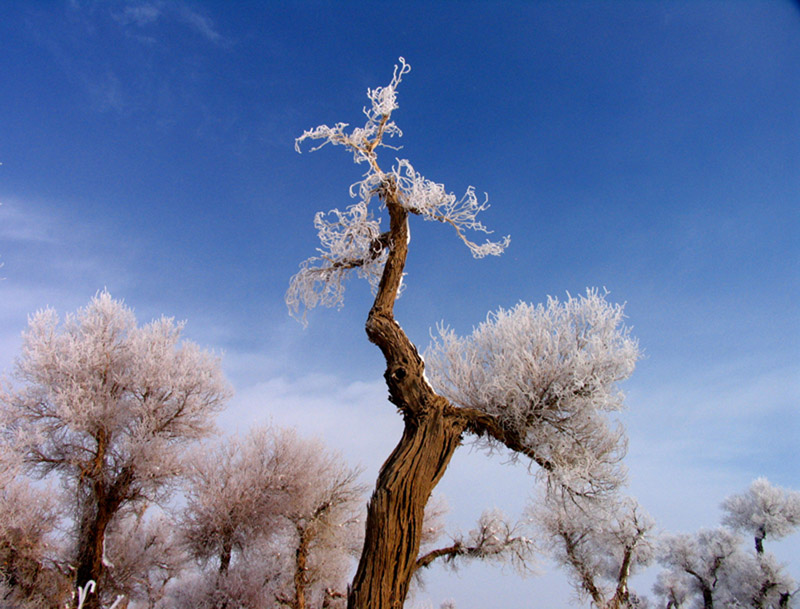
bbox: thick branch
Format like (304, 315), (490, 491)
(415, 542), (463, 572)
(455, 405), (554, 473)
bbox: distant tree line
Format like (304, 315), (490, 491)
(2, 295), (797, 609)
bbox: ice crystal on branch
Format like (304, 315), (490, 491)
(294, 58), (410, 164)
(393, 159), (510, 258)
(286, 201), (388, 321)
(288, 57), (509, 321)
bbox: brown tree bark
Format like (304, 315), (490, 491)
(348, 408), (464, 609)
(293, 525), (310, 609)
(347, 185), (469, 609)
(74, 506), (113, 609)
(73, 434), (134, 609)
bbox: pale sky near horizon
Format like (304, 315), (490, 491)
(1, 1), (798, 607)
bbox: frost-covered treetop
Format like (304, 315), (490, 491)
(1, 291), (231, 487)
(288, 58), (510, 320)
(721, 477), (800, 550)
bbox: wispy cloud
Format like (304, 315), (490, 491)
(106, 1), (225, 45)
(176, 4), (222, 44)
(222, 372), (401, 480)
(0, 201), (56, 244)
(113, 3), (162, 27)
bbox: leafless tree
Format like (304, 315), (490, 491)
(289, 58), (640, 609)
(175, 426), (365, 609)
(530, 486), (655, 609)
(0, 291), (231, 609)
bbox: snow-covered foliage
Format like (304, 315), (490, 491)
(654, 480), (800, 609)
(0, 451), (70, 609)
(288, 58), (509, 320)
(0, 291), (232, 608)
(531, 486), (655, 608)
(103, 510), (186, 607)
(657, 528), (747, 608)
(721, 478), (800, 554)
(425, 289), (639, 494)
(0, 291), (231, 494)
(175, 425), (365, 609)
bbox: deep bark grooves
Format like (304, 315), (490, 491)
(348, 189), (467, 608)
(348, 408), (464, 609)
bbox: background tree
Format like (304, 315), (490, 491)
(656, 528), (746, 609)
(103, 509), (186, 609)
(176, 425), (365, 609)
(290, 58), (640, 609)
(0, 291), (231, 609)
(654, 479), (799, 609)
(530, 487), (655, 609)
(721, 478), (800, 556)
(0, 450), (70, 609)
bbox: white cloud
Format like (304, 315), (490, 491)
(176, 5), (223, 44)
(115, 3), (162, 27)
(221, 373), (402, 482)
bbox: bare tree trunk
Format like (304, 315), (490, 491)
(348, 410), (463, 609)
(74, 506), (113, 609)
(74, 448), (133, 609)
(347, 184), (466, 609)
(701, 586), (713, 609)
(294, 526), (310, 609)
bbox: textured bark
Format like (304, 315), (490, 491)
(293, 525), (311, 609)
(74, 506), (113, 609)
(73, 433), (135, 609)
(347, 185), (467, 609)
(349, 409), (464, 609)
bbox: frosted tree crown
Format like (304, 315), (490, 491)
(425, 289), (640, 493)
(288, 58), (509, 321)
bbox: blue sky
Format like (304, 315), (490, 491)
(1, 1), (798, 606)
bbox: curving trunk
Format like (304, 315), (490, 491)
(347, 185), (467, 609)
(348, 409), (463, 609)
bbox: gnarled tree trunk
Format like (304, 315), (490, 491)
(348, 409), (463, 608)
(347, 186), (466, 609)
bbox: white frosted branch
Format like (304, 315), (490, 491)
(286, 202), (388, 322)
(289, 57), (510, 322)
(425, 289), (638, 493)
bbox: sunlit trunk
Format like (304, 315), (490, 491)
(348, 410), (462, 609)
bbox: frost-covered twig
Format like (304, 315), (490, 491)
(288, 58), (509, 321)
(415, 509), (536, 576)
